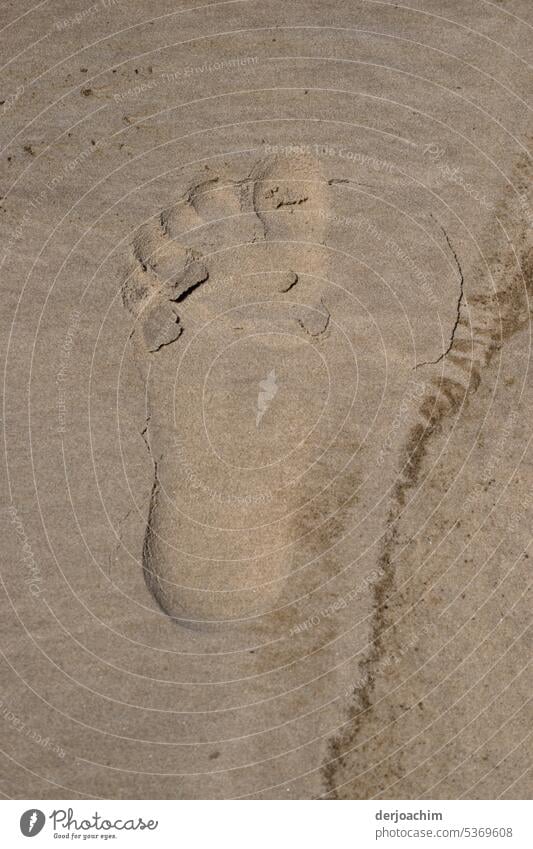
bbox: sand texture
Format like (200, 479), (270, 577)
(1, 0), (531, 799)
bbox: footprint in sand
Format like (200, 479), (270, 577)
(121, 154), (350, 627)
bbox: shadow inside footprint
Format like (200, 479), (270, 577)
(122, 154), (335, 627)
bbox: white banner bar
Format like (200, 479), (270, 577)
(1, 800), (531, 848)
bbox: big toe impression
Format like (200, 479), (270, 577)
(252, 153), (328, 246)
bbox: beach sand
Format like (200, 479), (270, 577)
(1, 0), (531, 799)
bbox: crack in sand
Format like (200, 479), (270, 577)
(415, 223), (465, 369)
(322, 165), (533, 796)
(322, 230), (533, 799)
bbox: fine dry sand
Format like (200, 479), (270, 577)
(1, 0), (532, 799)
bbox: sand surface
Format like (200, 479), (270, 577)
(1, 0), (531, 799)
